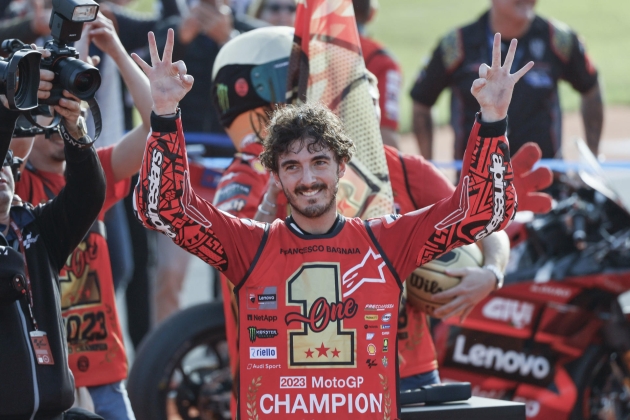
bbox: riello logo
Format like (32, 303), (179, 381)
(452, 335), (550, 380)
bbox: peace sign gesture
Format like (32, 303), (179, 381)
(131, 28), (194, 116)
(472, 33), (534, 122)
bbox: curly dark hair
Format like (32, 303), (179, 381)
(260, 102), (355, 173)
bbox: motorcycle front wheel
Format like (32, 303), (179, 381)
(570, 346), (630, 420)
(127, 302), (230, 420)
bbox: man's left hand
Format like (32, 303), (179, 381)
(54, 90), (83, 139)
(431, 266), (496, 323)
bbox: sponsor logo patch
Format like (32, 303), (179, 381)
(247, 286), (277, 310)
(248, 327), (279, 342)
(247, 314), (278, 322)
(365, 303), (394, 311)
(249, 347), (277, 359)
(367, 344), (376, 356)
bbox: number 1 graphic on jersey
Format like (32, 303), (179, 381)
(285, 263), (357, 367)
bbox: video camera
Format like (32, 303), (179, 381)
(0, 0), (101, 111)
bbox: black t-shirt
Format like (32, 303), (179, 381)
(410, 11), (598, 159)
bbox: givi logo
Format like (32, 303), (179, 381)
(482, 297), (534, 328)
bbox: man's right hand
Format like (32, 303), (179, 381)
(131, 29), (194, 116)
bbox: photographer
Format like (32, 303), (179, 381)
(0, 49), (106, 419)
(14, 14), (152, 419)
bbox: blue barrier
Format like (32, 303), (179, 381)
(431, 159), (630, 172)
(183, 132), (630, 172)
(185, 131), (234, 148)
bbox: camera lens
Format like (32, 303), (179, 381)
(57, 57), (101, 100)
(73, 72), (93, 93)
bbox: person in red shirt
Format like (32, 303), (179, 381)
(352, 0), (402, 149)
(209, 28), (508, 404)
(132, 28), (527, 419)
(13, 14), (152, 420)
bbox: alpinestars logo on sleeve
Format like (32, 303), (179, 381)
(475, 153), (508, 240)
(147, 149), (176, 238)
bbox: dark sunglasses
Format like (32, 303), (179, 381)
(264, 3), (296, 13)
(43, 125), (61, 139)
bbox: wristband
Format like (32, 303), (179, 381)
(483, 264), (505, 290)
(263, 194), (277, 208)
(257, 204), (272, 216)
(59, 122), (95, 150)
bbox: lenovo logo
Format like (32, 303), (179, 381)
(452, 335), (550, 380)
(482, 297), (534, 328)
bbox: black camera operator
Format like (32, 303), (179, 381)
(0, 40), (106, 418)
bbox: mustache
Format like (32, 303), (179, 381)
(294, 182), (327, 194)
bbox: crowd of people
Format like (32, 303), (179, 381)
(0, 0), (600, 419)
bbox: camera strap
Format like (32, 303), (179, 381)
(87, 98), (102, 141)
(9, 219), (38, 331)
(22, 98), (102, 140)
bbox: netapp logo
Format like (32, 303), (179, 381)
(147, 149), (175, 238)
(482, 297), (534, 328)
(247, 314), (278, 322)
(452, 335), (550, 380)
(250, 347), (277, 359)
(248, 327), (279, 342)
(475, 153), (507, 240)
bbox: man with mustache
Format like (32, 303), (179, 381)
(132, 28), (526, 419)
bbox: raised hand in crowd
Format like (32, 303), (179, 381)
(131, 28), (194, 116)
(178, 0), (233, 46)
(28, 0), (52, 36)
(472, 33), (534, 122)
(78, 13), (153, 128)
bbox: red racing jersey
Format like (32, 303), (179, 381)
(16, 146), (131, 387)
(134, 111), (516, 419)
(215, 144), (458, 383)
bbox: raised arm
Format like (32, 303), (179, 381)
(371, 34), (532, 279)
(131, 29), (265, 284)
(35, 92), (106, 271)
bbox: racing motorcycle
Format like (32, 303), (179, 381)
(434, 139), (630, 419)
(126, 139), (630, 419)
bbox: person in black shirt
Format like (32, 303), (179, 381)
(411, 0), (603, 160)
(0, 89), (106, 418)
